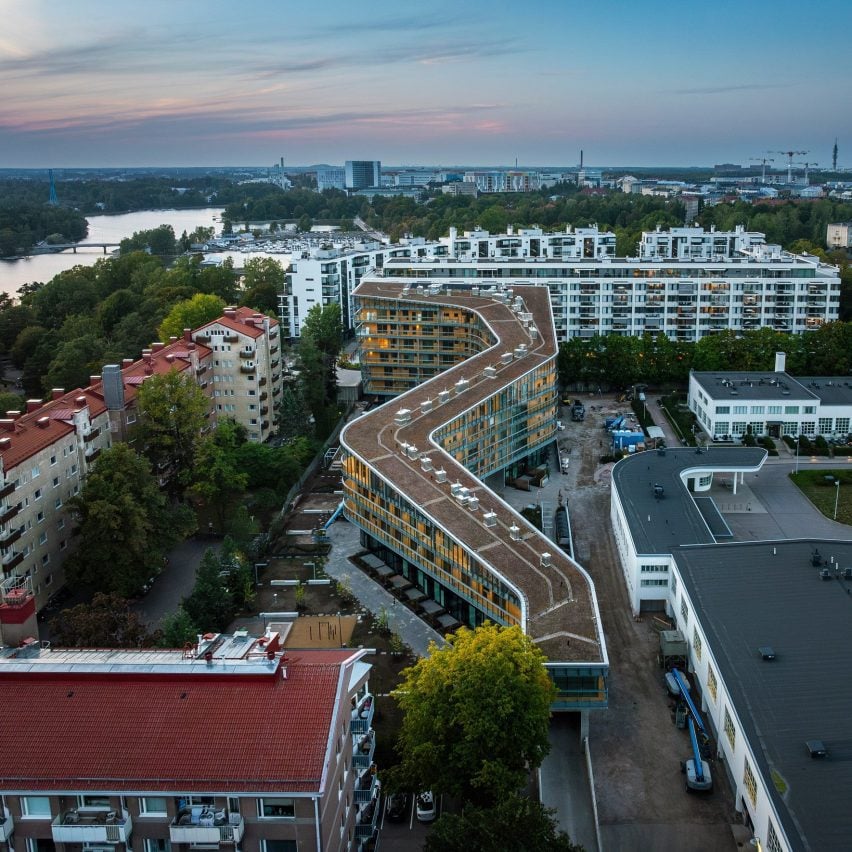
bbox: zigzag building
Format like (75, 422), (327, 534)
(339, 279), (608, 715)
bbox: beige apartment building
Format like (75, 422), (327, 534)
(0, 309), (282, 611)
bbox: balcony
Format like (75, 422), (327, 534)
(239, 349), (255, 359)
(351, 693), (374, 735)
(0, 808), (12, 843)
(196, 363), (208, 375)
(0, 525), (23, 548)
(225, 333), (239, 343)
(0, 503), (21, 526)
(272, 386), (281, 396)
(271, 359), (280, 369)
(85, 446), (101, 463)
(272, 373), (281, 382)
(261, 420), (270, 430)
(195, 333), (211, 344)
(239, 364), (255, 375)
(0, 482), (15, 500)
(170, 811), (244, 845)
(352, 729), (375, 770)
(52, 810), (132, 845)
(2, 551), (24, 571)
(259, 377), (267, 386)
(259, 392), (268, 401)
(260, 406), (269, 416)
(354, 771), (379, 805)
(83, 426), (101, 443)
(270, 344), (279, 354)
(354, 795), (379, 841)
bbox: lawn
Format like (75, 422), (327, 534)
(790, 470), (852, 526)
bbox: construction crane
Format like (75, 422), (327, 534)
(750, 156), (774, 183)
(795, 162), (819, 184)
(771, 150), (808, 183)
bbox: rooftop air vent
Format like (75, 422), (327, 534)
(435, 468), (447, 483)
(395, 408), (411, 425)
(438, 389), (450, 404)
(421, 399), (433, 414)
(483, 511), (497, 527)
(420, 457), (433, 472)
(450, 481), (463, 497)
(509, 524), (521, 541)
(406, 444), (419, 460)
(483, 366), (497, 379)
(467, 496), (480, 511)
(540, 552), (552, 567)
(455, 378), (469, 394)
(758, 646), (776, 661)
(501, 352), (514, 365)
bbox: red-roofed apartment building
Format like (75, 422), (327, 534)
(0, 623), (379, 852)
(0, 309), (282, 611)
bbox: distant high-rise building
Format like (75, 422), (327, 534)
(345, 160), (381, 190)
(833, 138), (838, 171)
(316, 167), (346, 192)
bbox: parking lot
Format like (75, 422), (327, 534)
(376, 793), (441, 850)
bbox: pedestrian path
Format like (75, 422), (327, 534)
(325, 521), (445, 657)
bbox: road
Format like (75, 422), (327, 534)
(353, 216), (387, 243)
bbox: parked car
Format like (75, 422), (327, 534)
(385, 792), (409, 822)
(416, 791), (436, 823)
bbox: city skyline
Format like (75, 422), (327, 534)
(1, 0), (851, 169)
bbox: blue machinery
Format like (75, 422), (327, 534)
(323, 500), (345, 530)
(671, 668), (713, 792)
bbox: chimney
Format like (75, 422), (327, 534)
(151, 342), (165, 352)
(74, 396), (87, 410)
(169, 336), (178, 343)
(166, 354), (175, 363)
(89, 375), (100, 385)
(51, 388), (65, 400)
(224, 307), (237, 319)
(36, 416), (50, 429)
(26, 400), (42, 413)
(122, 359), (134, 368)
(187, 342), (195, 350)
(183, 328), (192, 342)
(775, 352), (786, 373)
(0, 436), (10, 449)
(6, 411), (21, 420)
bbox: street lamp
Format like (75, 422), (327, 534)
(834, 481), (841, 521)
(795, 434), (801, 474)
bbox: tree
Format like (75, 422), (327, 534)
(425, 795), (584, 852)
(393, 623), (555, 806)
(66, 445), (193, 596)
(49, 593), (159, 648)
(119, 225), (177, 256)
(240, 257), (285, 313)
(159, 606), (199, 648)
(298, 213), (313, 232)
(157, 292), (226, 341)
(135, 370), (209, 494)
(0, 391), (25, 416)
(183, 548), (236, 632)
(298, 303), (342, 435)
(189, 420), (249, 533)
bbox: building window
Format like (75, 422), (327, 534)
(21, 796), (52, 817)
(640, 578), (668, 587)
(257, 798), (295, 818)
(766, 821), (782, 852)
(715, 405), (730, 415)
(31, 465), (40, 479)
(750, 405), (764, 415)
(784, 405), (799, 415)
(78, 795), (111, 809)
(57, 518), (65, 530)
(732, 421), (747, 436)
(52, 476), (60, 487)
(680, 599), (689, 623)
(640, 564), (668, 573)
(36, 511), (44, 523)
(38, 532), (47, 546)
(50, 454), (57, 465)
(34, 488), (42, 500)
(724, 707), (736, 751)
(707, 665), (717, 702)
(743, 758), (758, 806)
(692, 627), (702, 661)
(768, 405), (782, 414)
(803, 405), (816, 415)
(801, 421), (815, 436)
(733, 405), (748, 415)
(783, 421), (798, 435)
(715, 421), (730, 435)
(55, 497), (62, 509)
(144, 840), (171, 852)
(671, 575), (677, 597)
(818, 418), (833, 434)
(836, 418), (850, 434)
(140, 797), (168, 815)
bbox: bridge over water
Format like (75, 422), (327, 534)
(32, 242), (121, 255)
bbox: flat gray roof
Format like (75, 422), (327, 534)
(796, 377), (852, 408)
(677, 540), (852, 852)
(611, 447), (767, 555)
(691, 372), (816, 402)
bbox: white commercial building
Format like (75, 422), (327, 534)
(688, 356), (852, 442)
(610, 446), (852, 851)
(826, 221), (852, 249)
(316, 167), (345, 191)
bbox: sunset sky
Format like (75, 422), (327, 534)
(2, 0), (851, 168)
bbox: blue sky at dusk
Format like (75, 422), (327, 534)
(1, 0), (850, 168)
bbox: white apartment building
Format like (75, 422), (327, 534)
(826, 221), (852, 249)
(192, 307), (283, 443)
(688, 357), (852, 442)
(277, 226), (840, 343)
(610, 447), (851, 851)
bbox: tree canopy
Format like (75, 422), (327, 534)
(66, 444), (193, 596)
(393, 623), (555, 806)
(158, 292), (226, 341)
(49, 593), (158, 648)
(239, 257), (285, 314)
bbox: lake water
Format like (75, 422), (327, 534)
(0, 207), (223, 298)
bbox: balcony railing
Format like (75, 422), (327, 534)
(0, 525), (23, 548)
(239, 365), (255, 375)
(354, 792), (379, 841)
(239, 349), (255, 359)
(52, 810), (132, 845)
(0, 482), (14, 500)
(0, 807), (12, 842)
(195, 333), (211, 343)
(354, 771), (379, 805)
(83, 426), (101, 443)
(225, 333), (239, 343)
(1, 551), (23, 570)
(259, 377), (267, 386)
(0, 503), (21, 526)
(259, 392), (268, 401)
(351, 694), (374, 735)
(170, 812), (244, 845)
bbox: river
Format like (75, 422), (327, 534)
(0, 208), (223, 298)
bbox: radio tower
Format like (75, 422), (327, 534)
(833, 138), (838, 171)
(48, 169), (58, 205)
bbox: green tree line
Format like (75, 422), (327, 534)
(0, 201), (88, 257)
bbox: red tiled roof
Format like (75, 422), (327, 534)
(0, 654), (352, 793)
(194, 307), (278, 341)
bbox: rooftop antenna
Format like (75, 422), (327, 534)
(833, 138), (838, 171)
(580, 149), (584, 169)
(48, 169), (58, 205)
(750, 156), (774, 184)
(771, 149), (808, 183)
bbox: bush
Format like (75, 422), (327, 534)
(743, 433), (757, 447)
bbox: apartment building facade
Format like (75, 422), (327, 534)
(341, 281), (608, 716)
(1, 309), (281, 611)
(0, 624), (378, 852)
(278, 227), (840, 345)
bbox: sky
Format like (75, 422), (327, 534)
(1, 0), (851, 169)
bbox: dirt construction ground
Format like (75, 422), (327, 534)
(560, 394), (741, 852)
